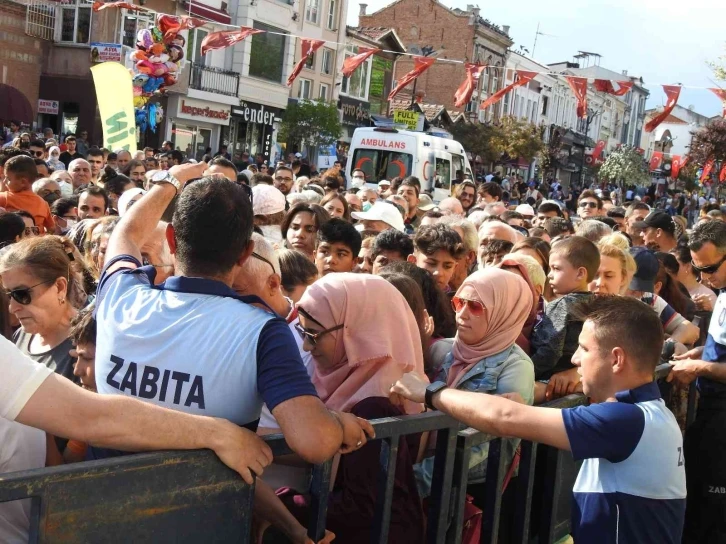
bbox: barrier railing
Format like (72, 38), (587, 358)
(0, 364), (695, 543)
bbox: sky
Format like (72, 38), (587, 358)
(347, 0), (726, 117)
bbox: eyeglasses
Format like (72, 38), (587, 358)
(275, 176), (293, 183)
(24, 226), (40, 236)
(579, 201), (598, 209)
(691, 255), (726, 275)
(6, 280), (54, 305)
(295, 322), (344, 345)
(30, 151), (44, 158)
(452, 296), (486, 316)
(252, 252), (275, 274)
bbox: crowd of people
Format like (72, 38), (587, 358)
(1, 128), (725, 543)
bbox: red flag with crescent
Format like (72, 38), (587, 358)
(454, 63), (487, 108)
(645, 85), (681, 133)
(342, 47), (380, 78)
(287, 39), (326, 87)
(720, 163), (726, 183)
(388, 56), (436, 101)
(566, 76), (589, 118)
(156, 14), (206, 42)
(671, 155), (683, 179)
(649, 151), (664, 171)
(709, 88), (726, 118)
(701, 159), (715, 182)
(93, 1), (143, 11)
(593, 80), (633, 96)
(592, 140), (606, 161)
(479, 70), (537, 111)
(200, 27), (263, 56)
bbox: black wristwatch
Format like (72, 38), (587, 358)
(425, 381), (447, 411)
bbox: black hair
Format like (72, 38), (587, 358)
(107, 152), (118, 161)
(79, 186), (110, 210)
(29, 139), (45, 149)
(543, 217), (573, 238)
(688, 220), (726, 253)
(371, 229), (414, 260)
(402, 176), (421, 193)
(0, 148), (29, 168)
(251, 173), (274, 185)
(537, 202), (562, 216)
(322, 172), (342, 192)
(173, 177), (253, 277)
(210, 156), (238, 175)
(14, 210), (34, 224)
(378, 261), (456, 338)
(278, 249), (318, 293)
(281, 203), (330, 242)
(121, 159), (146, 178)
(169, 150), (184, 164)
(70, 304), (97, 347)
(101, 168), (132, 197)
(413, 224), (466, 259)
(607, 207), (626, 219)
(52, 197), (78, 217)
(478, 182), (502, 201)
(501, 210), (524, 223)
(0, 211), (26, 245)
(317, 217), (362, 257)
(4, 155), (37, 180)
(87, 147), (104, 159)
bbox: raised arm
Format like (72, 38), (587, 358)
(16, 373), (272, 484)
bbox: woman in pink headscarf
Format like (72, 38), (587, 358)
(415, 268), (535, 496)
(287, 273), (426, 543)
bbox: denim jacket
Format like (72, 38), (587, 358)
(414, 343), (535, 497)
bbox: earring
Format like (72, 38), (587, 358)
(59, 298), (65, 305)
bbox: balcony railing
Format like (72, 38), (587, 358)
(189, 62), (239, 97)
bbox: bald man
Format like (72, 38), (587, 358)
(68, 158), (92, 190)
(116, 150), (132, 171)
(439, 197), (464, 216)
(477, 220), (521, 266)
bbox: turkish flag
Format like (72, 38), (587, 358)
(342, 47), (380, 78)
(454, 63), (487, 108)
(287, 39), (326, 87)
(479, 70), (537, 110)
(671, 155), (683, 178)
(645, 85), (681, 133)
(701, 159), (715, 182)
(593, 79), (633, 96)
(592, 140), (606, 160)
(649, 151), (664, 171)
(709, 88), (726, 118)
(566, 76), (589, 118)
(93, 1), (143, 11)
(157, 14), (206, 42)
(201, 27), (263, 56)
(720, 163), (726, 183)
(388, 56), (436, 101)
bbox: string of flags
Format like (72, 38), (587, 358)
(95, 0), (726, 136)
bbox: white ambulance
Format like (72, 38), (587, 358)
(345, 127), (474, 201)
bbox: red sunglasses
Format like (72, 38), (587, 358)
(451, 296), (486, 316)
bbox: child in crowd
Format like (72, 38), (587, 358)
(370, 228), (414, 275)
(0, 155), (55, 233)
(530, 236), (600, 403)
(479, 239), (514, 267)
(314, 218), (361, 276)
(407, 224), (466, 293)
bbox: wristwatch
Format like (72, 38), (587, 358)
(425, 381), (447, 411)
(150, 170), (182, 194)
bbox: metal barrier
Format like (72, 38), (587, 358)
(0, 364), (696, 544)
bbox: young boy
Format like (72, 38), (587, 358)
(531, 236), (600, 403)
(407, 224), (466, 293)
(315, 218), (362, 276)
(371, 228), (414, 275)
(0, 155), (55, 233)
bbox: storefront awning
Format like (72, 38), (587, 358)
(182, 0), (231, 24)
(0, 85), (33, 124)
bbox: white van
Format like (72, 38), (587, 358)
(345, 127), (473, 201)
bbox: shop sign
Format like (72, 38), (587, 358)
(393, 110), (423, 131)
(177, 98), (231, 125)
(38, 99), (59, 115)
(339, 96), (370, 127)
(90, 43), (123, 63)
(231, 102), (281, 127)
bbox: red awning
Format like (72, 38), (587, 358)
(182, 0), (231, 24)
(0, 85), (34, 124)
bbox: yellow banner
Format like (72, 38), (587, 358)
(393, 110), (422, 131)
(90, 62), (137, 152)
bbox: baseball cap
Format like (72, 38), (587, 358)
(351, 201), (406, 232)
(378, 179), (391, 188)
(628, 247), (659, 293)
(252, 184), (286, 216)
(294, 152), (302, 158)
(633, 210), (675, 236)
(418, 194), (436, 211)
(515, 203), (535, 217)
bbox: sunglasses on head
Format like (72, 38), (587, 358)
(451, 296), (486, 317)
(691, 255), (726, 275)
(295, 322), (344, 346)
(6, 280), (53, 305)
(579, 201), (598, 209)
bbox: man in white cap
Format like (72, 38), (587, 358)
(515, 203), (535, 220)
(351, 201), (405, 233)
(252, 184), (287, 246)
(378, 179), (392, 198)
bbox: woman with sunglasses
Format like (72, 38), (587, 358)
(415, 268), (535, 496)
(283, 273), (426, 543)
(0, 235), (87, 383)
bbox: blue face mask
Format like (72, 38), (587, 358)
(362, 202), (372, 212)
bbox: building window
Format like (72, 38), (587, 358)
(532, 101), (538, 123)
(319, 83), (329, 101)
(322, 48), (333, 75)
(341, 46), (370, 100)
(58, 0), (92, 44)
(299, 78), (312, 99)
(305, 52), (315, 70)
(327, 0), (337, 29)
(541, 95), (549, 116)
(249, 22), (287, 83)
(306, 0), (320, 24)
(121, 12), (153, 48)
(187, 28), (210, 65)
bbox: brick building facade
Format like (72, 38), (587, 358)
(358, 0), (512, 118)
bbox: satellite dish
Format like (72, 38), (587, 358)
(408, 45), (422, 55)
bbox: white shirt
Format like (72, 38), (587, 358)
(0, 336), (52, 543)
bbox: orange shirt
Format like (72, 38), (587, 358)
(0, 190), (55, 233)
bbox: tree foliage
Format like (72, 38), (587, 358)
(278, 100), (342, 148)
(598, 146), (651, 188)
(688, 118), (726, 167)
(710, 43), (726, 81)
(450, 116), (545, 166)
